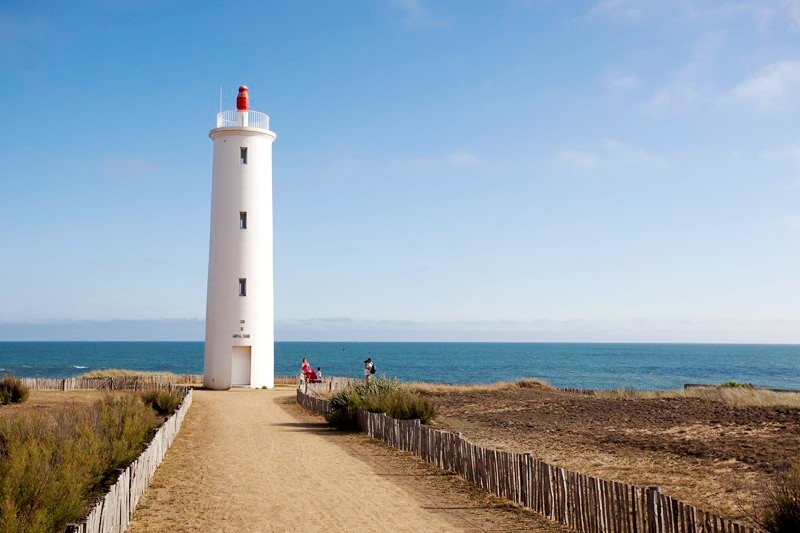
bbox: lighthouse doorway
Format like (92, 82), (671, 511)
(231, 346), (252, 386)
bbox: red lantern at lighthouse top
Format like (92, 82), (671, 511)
(236, 86), (249, 111)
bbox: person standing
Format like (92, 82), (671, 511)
(301, 357), (312, 382)
(363, 357), (374, 382)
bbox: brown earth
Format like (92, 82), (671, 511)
(128, 387), (569, 532)
(421, 384), (800, 526)
(0, 390), (106, 418)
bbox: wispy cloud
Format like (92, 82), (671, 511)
(389, 0), (448, 29)
(391, 150), (482, 169)
(555, 138), (669, 171)
(99, 155), (164, 183)
(0, 13), (51, 65)
(681, 1), (800, 31)
(646, 81), (704, 115)
(780, 214), (800, 231)
(644, 32), (725, 116)
(606, 71), (641, 95)
(723, 60), (800, 112)
(588, 0), (800, 29)
(276, 316), (800, 343)
(444, 150), (481, 168)
(599, 138), (669, 166)
(761, 141), (800, 185)
(555, 149), (602, 169)
(588, 0), (647, 20)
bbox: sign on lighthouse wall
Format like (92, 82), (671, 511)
(203, 86), (277, 390)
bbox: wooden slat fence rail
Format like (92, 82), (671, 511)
(63, 385), (193, 533)
(300, 376), (359, 396)
(296, 387), (760, 533)
(21, 375), (202, 390)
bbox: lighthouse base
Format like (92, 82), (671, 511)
(203, 340), (275, 390)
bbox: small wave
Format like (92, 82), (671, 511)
(73, 365), (88, 369)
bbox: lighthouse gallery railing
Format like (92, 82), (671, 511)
(215, 109), (270, 130)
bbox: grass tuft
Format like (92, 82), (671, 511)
(761, 463), (800, 532)
(0, 376), (29, 405)
(409, 378), (553, 394)
(79, 369), (201, 383)
(719, 381), (754, 389)
(587, 384), (800, 408)
(140, 389), (182, 416)
(326, 376), (437, 429)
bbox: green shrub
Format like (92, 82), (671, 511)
(761, 463), (800, 533)
(0, 376), (29, 405)
(327, 388), (364, 429)
(720, 381), (754, 388)
(0, 393), (158, 532)
(140, 389), (182, 416)
(326, 376), (436, 428)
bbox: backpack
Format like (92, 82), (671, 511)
(370, 364), (376, 375)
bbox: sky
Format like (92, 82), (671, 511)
(1, 0), (800, 342)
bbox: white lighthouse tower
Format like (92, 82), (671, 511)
(204, 86), (276, 390)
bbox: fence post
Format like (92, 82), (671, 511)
(646, 486), (662, 533)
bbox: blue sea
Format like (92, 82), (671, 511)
(1, 342), (799, 391)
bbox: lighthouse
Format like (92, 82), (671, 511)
(204, 86), (277, 390)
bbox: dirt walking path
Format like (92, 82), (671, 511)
(127, 387), (566, 532)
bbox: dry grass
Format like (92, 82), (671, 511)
(410, 378), (553, 394)
(0, 390), (104, 420)
(688, 386), (800, 408)
(79, 369), (202, 383)
(411, 378), (800, 408)
(591, 386), (800, 408)
(0, 392), (161, 532)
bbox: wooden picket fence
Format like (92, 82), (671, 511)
(21, 375), (202, 391)
(61, 384), (193, 533)
(296, 387), (760, 533)
(300, 376), (358, 395)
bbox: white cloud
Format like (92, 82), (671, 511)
(760, 142), (800, 163)
(588, 0), (800, 29)
(390, 150), (481, 169)
(389, 0), (448, 29)
(780, 0), (800, 27)
(599, 138), (669, 167)
(606, 72), (641, 94)
(445, 150), (481, 168)
(326, 155), (366, 176)
(555, 149), (602, 169)
(761, 141), (800, 185)
(588, 0), (647, 20)
(681, 1), (800, 31)
(646, 81), (704, 115)
(779, 214), (800, 231)
(556, 139), (669, 171)
(644, 32), (724, 116)
(724, 61), (800, 112)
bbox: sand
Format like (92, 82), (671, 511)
(127, 387), (566, 532)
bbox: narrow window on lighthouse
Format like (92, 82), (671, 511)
(239, 212), (247, 229)
(240, 147), (248, 165)
(239, 278), (247, 297)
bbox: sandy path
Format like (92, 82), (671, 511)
(128, 387), (566, 532)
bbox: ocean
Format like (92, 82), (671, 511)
(1, 341), (799, 391)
